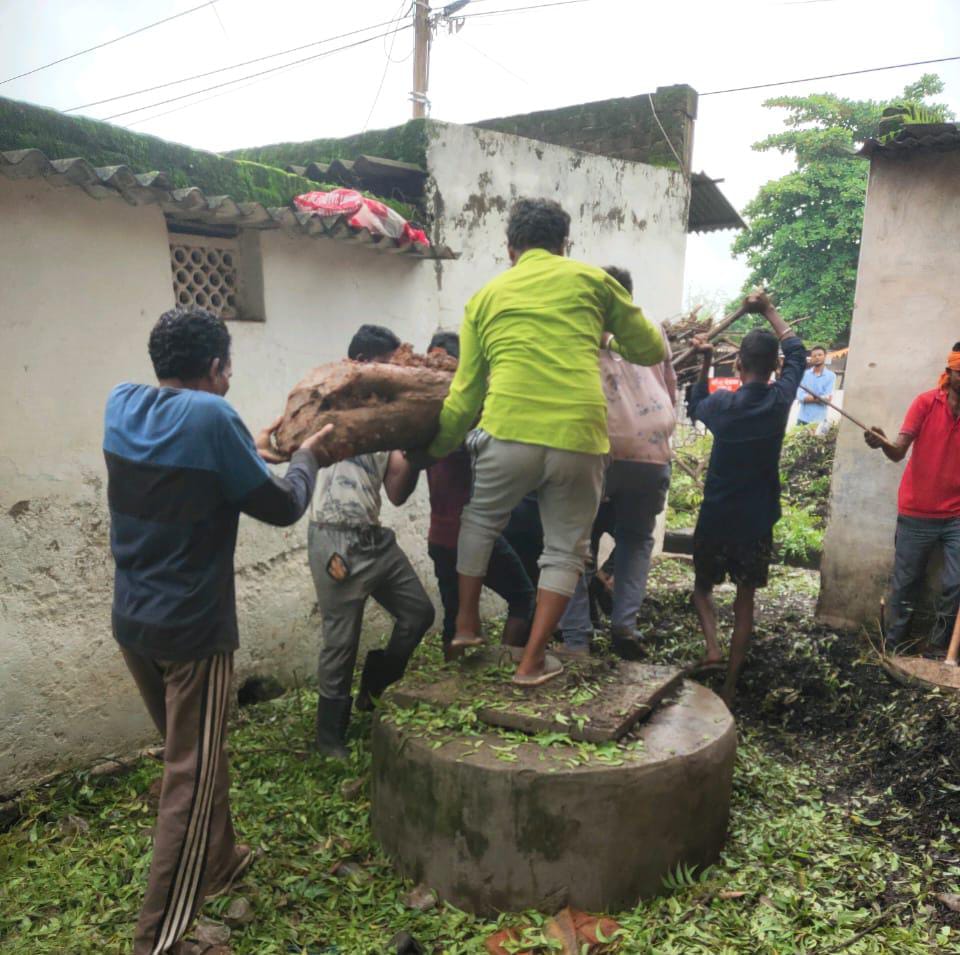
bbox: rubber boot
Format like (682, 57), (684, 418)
(356, 649), (408, 712)
(314, 695), (351, 760)
(611, 627), (644, 661)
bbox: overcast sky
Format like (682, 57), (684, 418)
(3, 0), (958, 315)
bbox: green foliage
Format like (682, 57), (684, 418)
(776, 503), (823, 563)
(661, 861), (711, 892)
(732, 74), (952, 347)
(665, 467), (703, 530)
(668, 425), (838, 562)
(878, 102), (951, 141)
(0, 661), (949, 953)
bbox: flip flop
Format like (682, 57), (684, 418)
(511, 654), (564, 687)
(687, 658), (728, 675)
(450, 633), (485, 650)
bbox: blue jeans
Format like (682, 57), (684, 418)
(886, 515), (960, 649)
(429, 536), (535, 644)
(560, 461), (671, 649)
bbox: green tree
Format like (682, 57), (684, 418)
(731, 74), (951, 346)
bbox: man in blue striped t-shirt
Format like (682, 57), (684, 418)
(105, 307), (334, 955)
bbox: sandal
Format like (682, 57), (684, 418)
(687, 658), (728, 675)
(511, 654), (564, 687)
(450, 633), (485, 650)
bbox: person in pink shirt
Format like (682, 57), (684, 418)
(559, 266), (677, 658)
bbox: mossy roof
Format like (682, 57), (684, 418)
(0, 95), (419, 221)
(0, 96), (324, 207)
(225, 119), (431, 172)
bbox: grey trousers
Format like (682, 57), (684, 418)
(560, 460), (671, 646)
(886, 515), (960, 649)
(458, 431), (604, 596)
(308, 522), (435, 699)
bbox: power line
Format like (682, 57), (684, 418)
(701, 54), (960, 97)
(1, 1), (221, 87)
(66, 14), (410, 113)
(386, 0), (417, 63)
(647, 92), (683, 167)
(100, 23), (414, 122)
(454, 31), (532, 85)
(362, 1), (412, 132)
(124, 56), (305, 129)
(458, 0), (592, 18)
(70, 0), (589, 119)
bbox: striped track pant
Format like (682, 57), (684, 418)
(122, 649), (237, 955)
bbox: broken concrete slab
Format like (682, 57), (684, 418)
(390, 648), (683, 743)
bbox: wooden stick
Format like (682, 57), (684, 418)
(945, 603), (960, 666)
(672, 304), (749, 369)
(675, 315), (816, 380)
(797, 384), (900, 452)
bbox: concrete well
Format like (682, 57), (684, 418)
(370, 681), (736, 914)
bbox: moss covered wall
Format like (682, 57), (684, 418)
(225, 119), (431, 170)
(0, 97), (319, 207)
(473, 85), (698, 173)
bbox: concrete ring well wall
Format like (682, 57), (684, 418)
(370, 681), (736, 915)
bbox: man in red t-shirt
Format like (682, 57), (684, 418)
(865, 343), (960, 652)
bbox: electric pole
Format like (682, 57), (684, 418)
(411, 1), (471, 118)
(411, 1), (431, 119)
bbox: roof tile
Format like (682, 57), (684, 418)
(0, 148), (454, 259)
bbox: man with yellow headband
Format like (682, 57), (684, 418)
(865, 342), (960, 652)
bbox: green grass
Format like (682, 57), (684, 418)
(1, 571), (956, 954)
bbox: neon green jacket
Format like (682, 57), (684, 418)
(428, 249), (666, 458)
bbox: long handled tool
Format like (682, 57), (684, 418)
(797, 383), (900, 454)
(946, 606), (960, 667)
(675, 314), (815, 384)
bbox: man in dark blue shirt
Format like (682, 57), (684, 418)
(105, 307), (334, 955)
(687, 292), (807, 705)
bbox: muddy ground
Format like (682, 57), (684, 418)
(641, 558), (960, 931)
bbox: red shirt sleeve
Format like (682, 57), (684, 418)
(901, 391), (934, 437)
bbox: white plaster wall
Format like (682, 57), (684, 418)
(0, 175), (438, 792)
(425, 121), (689, 330)
(819, 152), (960, 628)
(424, 122), (689, 568)
(0, 126), (692, 792)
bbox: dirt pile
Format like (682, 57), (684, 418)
(638, 565), (960, 928)
(640, 571), (960, 837)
